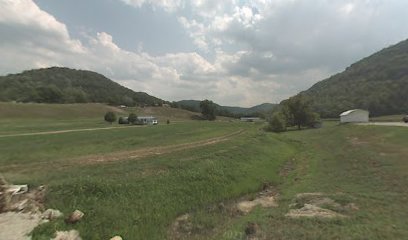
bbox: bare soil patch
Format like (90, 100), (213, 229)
(169, 184), (277, 239)
(279, 158), (296, 177)
(52, 230), (82, 240)
(0, 212), (43, 240)
(236, 189), (278, 215)
(348, 137), (368, 146)
(285, 192), (357, 219)
(0, 177), (47, 240)
(286, 203), (345, 218)
(0, 177), (84, 240)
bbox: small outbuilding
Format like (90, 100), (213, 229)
(339, 109), (369, 123)
(137, 116), (158, 125)
(240, 117), (261, 122)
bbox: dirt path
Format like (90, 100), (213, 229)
(78, 129), (245, 164)
(357, 122), (408, 127)
(3, 129), (245, 171)
(0, 125), (139, 138)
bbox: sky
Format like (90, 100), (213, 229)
(1, 0), (408, 107)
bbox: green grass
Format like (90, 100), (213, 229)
(1, 121), (296, 239)
(0, 101), (201, 122)
(0, 121), (242, 167)
(370, 114), (406, 122)
(0, 118), (110, 135)
(209, 123), (408, 240)
(0, 102), (126, 119)
(1, 107), (407, 239)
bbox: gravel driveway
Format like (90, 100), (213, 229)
(357, 122), (408, 127)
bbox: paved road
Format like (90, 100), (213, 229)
(357, 122), (408, 127)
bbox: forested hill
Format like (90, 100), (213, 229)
(177, 100), (276, 116)
(0, 67), (163, 106)
(301, 38), (408, 117)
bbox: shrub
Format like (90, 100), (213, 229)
(268, 112), (287, 132)
(118, 117), (129, 124)
(128, 113), (138, 125)
(104, 112), (117, 124)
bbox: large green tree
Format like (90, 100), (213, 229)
(200, 99), (217, 120)
(280, 95), (319, 130)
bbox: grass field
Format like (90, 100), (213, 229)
(207, 123), (408, 240)
(1, 119), (296, 239)
(370, 114), (405, 122)
(1, 103), (407, 239)
(0, 102), (199, 135)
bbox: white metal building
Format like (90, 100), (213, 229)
(137, 116), (158, 125)
(339, 109), (369, 123)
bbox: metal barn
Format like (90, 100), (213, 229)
(340, 109), (369, 123)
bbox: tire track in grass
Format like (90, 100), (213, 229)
(77, 129), (245, 165)
(2, 129), (246, 172)
(0, 125), (141, 138)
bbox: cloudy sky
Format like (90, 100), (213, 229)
(1, 0), (408, 106)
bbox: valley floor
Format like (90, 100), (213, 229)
(0, 119), (407, 239)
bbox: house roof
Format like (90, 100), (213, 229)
(339, 109), (369, 116)
(137, 116), (157, 119)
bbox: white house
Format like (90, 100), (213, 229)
(137, 116), (158, 125)
(339, 109), (369, 123)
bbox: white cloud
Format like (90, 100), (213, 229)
(0, 0), (276, 106)
(340, 3), (355, 15)
(2, 0), (408, 107)
(120, 0), (184, 12)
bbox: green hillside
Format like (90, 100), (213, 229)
(0, 67), (163, 106)
(177, 100), (276, 116)
(301, 39), (408, 117)
(0, 102), (125, 119)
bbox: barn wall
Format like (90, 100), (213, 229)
(340, 111), (369, 123)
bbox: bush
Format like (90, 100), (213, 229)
(268, 112), (287, 132)
(118, 117), (129, 124)
(128, 113), (138, 125)
(306, 112), (321, 128)
(104, 112), (117, 124)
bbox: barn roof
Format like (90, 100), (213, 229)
(339, 109), (369, 116)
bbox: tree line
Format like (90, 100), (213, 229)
(267, 95), (320, 132)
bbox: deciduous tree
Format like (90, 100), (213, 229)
(200, 99), (216, 120)
(104, 111), (117, 124)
